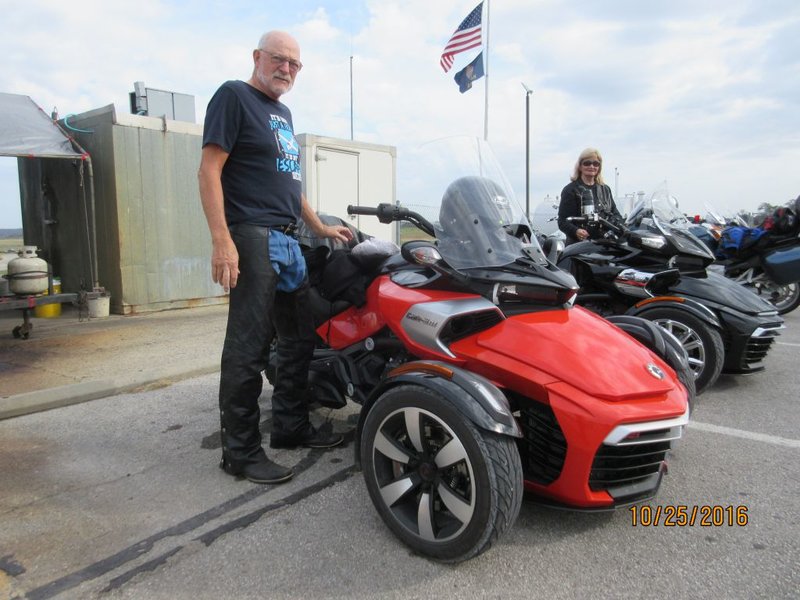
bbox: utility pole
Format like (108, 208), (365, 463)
(521, 83), (533, 220)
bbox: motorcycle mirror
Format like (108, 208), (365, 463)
(401, 240), (442, 266)
(541, 237), (564, 263)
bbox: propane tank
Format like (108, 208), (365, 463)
(1, 251), (18, 295)
(7, 246), (49, 295)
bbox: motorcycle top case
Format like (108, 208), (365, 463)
(762, 245), (800, 285)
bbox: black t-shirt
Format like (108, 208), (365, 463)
(202, 80), (302, 226)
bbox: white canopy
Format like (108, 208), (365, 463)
(0, 91), (98, 288)
(0, 92), (83, 158)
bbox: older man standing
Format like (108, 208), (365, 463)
(199, 31), (352, 484)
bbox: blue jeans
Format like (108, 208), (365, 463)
(269, 230), (306, 292)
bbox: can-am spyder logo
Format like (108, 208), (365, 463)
(405, 312), (439, 328)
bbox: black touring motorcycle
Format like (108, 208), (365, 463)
(548, 192), (783, 394)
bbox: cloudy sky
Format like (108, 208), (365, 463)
(1, 0), (798, 229)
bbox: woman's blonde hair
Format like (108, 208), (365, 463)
(571, 147), (605, 185)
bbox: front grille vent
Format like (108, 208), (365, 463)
(589, 439), (670, 492)
(741, 327), (781, 368)
(517, 403), (567, 485)
(439, 310), (503, 345)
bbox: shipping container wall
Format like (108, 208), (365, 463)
(298, 134), (397, 242)
(65, 106), (224, 314)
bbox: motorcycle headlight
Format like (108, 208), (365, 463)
(494, 283), (577, 306)
(640, 235), (667, 249)
(629, 231), (667, 250)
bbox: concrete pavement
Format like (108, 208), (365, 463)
(0, 303), (797, 598)
(0, 303), (229, 420)
(0, 313), (797, 599)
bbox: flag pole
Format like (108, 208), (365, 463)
(349, 55), (354, 140)
(483, 0), (490, 140)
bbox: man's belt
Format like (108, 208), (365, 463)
(271, 223), (298, 236)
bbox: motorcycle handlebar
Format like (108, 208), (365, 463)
(567, 214), (627, 236)
(346, 205), (379, 216)
(347, 203), (435, 237)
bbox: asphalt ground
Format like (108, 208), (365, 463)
(0, 303), (228, 418)
(0, 306), (798, 599)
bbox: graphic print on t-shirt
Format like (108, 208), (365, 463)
(268, 114), (302, 181)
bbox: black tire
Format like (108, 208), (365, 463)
(761, 281), (800, 315)
(639, 307), (725, 395)
(360, 384), (523, 563)
(12, 325), (30, 340)
(735, 272), (800, 315)
(657, 327), (697, 412)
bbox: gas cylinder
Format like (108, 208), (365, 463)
(1, 251), (19, 295)
(7, 246), (49, 295)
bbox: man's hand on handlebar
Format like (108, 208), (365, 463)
(322, 224), (354, 244)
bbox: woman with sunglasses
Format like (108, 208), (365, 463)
(557, 148), (622, 244)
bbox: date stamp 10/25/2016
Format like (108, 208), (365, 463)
(629, 505), (749, 527)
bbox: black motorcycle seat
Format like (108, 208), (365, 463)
(308, 285), (353, 328)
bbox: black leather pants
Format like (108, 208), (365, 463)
(218, 224), (316, 469)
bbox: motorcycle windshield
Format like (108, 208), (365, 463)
(703, 201), (746, 227)
(655, 218), (717, 259)
(626, 186), (687, 228)
(627, 187), (715, 260)
(401, 136), (538, 271)
(703, 202), (727, 227)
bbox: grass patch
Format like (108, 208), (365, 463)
(0, 238), (23, 253)
(399, 224), (434, 244)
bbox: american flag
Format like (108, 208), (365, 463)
(440, 2), (483, 73)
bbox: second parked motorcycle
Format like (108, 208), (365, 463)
(551, 193), (783, 394)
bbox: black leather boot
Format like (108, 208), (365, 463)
(219, 456), (293, 484)
(270, 424), (344, 449)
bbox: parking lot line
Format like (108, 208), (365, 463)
(690, 420), (800, 448)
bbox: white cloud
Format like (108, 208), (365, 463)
(1, 0), (799, 229)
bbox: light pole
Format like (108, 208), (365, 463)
(521, 83), (533, 220)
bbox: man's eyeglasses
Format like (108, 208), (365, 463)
(581, 160), (601, 167)
(257, 49), (303, 73)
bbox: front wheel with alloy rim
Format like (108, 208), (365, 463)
(360, 384), (523, 563)
(752, 280), (800, 315)
(639, 307), (725, 395)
